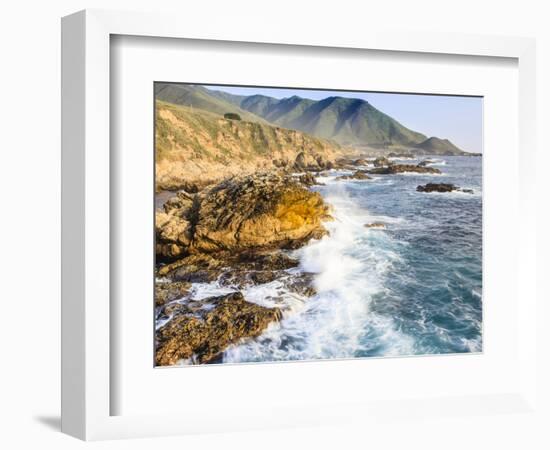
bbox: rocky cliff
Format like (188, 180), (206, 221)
(155, 100), (348, 191)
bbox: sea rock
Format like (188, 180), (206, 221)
(373, 156), (392, 167)
(192, 173), (331, 253)
(298, 172), (319, 187)
(293, 152), (332, 171)
(284, 272), (317, 297)
(368, 164), (441, 175)
(416, 183), (473, 193)
(417, 159), (436, 167)
(353, 158), (370, 166)
(333, 158), (357, 170)
(155, 281), (192, 307)
(364, 222), (386, 229)
(417, 183), (456, 192)
(155, 292), (282, 365)
(336, 170), (372, 181)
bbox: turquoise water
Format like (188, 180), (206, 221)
(221, 156), (482, 363)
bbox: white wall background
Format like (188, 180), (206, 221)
(0, 0), (547, 448)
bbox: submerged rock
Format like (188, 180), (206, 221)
(155, 292), (282, 365)
(368, 164), (441, 175)
(284, 272), (317, 297)
(364, 222), (386, 229)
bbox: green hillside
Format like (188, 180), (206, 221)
(155, 83), (266, 124)
(156, 84), (468, 154)
(155, 100), (345, 191)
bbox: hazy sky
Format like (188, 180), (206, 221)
(205, 85), (483, 153)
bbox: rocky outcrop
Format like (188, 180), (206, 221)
(293, 151), (334, 172)
(156, 292), (282, 365)
(158, 249), (301, 288)
(155, 281), (192, 307)
(217, 251), (300, 287)
(155, 101), (348, 191)
(368, 164), (441, 175)
(159, 253), (227, 282)
(416, 183), (473, 194)
(373, 156), (392, 167)
(298, 172), (320, 187)
(388, 152), (413, 158)
(336, 170), (372, 181)
(333, 157), (358, 170)
(156, 173), (331, 258)
(155, 191), (200, 259)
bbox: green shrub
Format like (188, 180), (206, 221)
(224, 112), (241, 121)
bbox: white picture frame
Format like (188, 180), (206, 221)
(61, 9), (538, 441)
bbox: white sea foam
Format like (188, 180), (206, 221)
(223, 183), (415, 363)
(397, 171), (443, 177)
(415, 188), (481, 198)
(388, 157), (417, 162)
(189, 282), (236, 300)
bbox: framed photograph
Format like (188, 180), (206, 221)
(61, 9), (538, 440)
(152, 82), (484, 368)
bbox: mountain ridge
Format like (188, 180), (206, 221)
(155, 83), (471, 155)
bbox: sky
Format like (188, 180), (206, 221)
(205, 85), (483, 153)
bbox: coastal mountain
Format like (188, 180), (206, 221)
(155, 83), (470, 155)
(155, 100), (345, 191)
(237, 94), (427, 148)
(413, 137), (465, 155)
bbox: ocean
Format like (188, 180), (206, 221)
(159, 156), (483, 364)
(222, 156), (482, 363)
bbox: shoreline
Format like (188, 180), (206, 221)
(154, 155), (482, 365)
